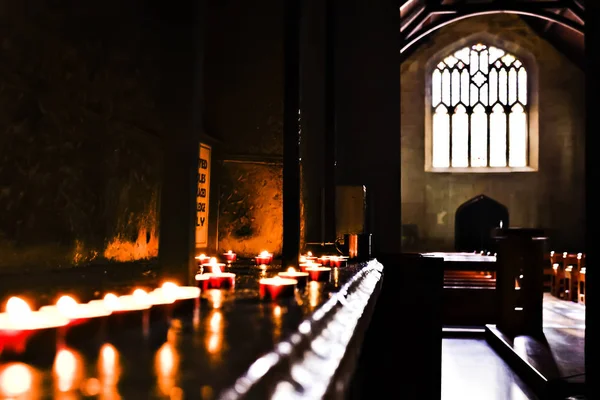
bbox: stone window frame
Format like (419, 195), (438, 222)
(424, 32), (539, 173)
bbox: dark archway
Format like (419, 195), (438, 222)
(455, 195), (508, 252)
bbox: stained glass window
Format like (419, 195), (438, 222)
(431, 43), (528, 168)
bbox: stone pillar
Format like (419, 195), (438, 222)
(158, 0), (207, 285)
(493, 228), (547, 337)
(323, 0), (337, 243)
(282, 0), (302, 267)
(585, 2), (597, 396)
(336, 0), (401, 256)
(300, 0), (326, 246)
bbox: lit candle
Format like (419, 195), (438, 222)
(39, 295), (111, 322)
(255, 251), (273, 266)
(318, 256), (330, 266)
(150, 282), (201, 316)
(329, 256), (345, 268)
(195, 265), (236, 290)
(202, 257), (227, 273)
(151, 282), (200, 303)
(0, 297), (69, 331)
(305, 266), (332, 282)
(299, 259), (322, 272)
(195, 254), (209, 266)
(259, 277), (297, 301)
(91, 292), (152, 313)
(0, 297), (69, 356)
(223, 250), (237, 263)
(304, 251), (318, 262)
(278, 267), (309, 288)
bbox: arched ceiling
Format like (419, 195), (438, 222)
(400, 0), (584, 67)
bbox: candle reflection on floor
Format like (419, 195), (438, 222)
(333, 267), (340, 287)
(0, 362), (37, 398)
(53, 348), (83, 394)
(155, 342), (180, 396)
(273, 306), (282, 342)
(208, 290), (223, 309)
(98, 343), (121, 400)
(309, 281), (321, 309)
(206, 310), (224, 359)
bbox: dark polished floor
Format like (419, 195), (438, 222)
(442, 338), (538, 400)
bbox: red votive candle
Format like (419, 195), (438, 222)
(299, 261), (322, 272)
(223, 250), (237, 263)
(259, 277), (298, 301)
(256, 251), (273, 266)
(318, 256), (330, 266)
(195, 254), (209, 266)
(278, 267), (309, 288)
(202, 257), (227, 273)
(329, 256), (345, 268)
(0, 297), (69, 355)
(195, 266), (236, 290)
(306, 266), (332, 282)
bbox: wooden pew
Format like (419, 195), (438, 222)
(577, 253), (586, 305)
(550, 252), (567, 299)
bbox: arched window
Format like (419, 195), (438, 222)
(429, 43), (530, 170)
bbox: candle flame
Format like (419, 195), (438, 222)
(160, 282), (179, 301)
(56, 295), (79, 318)
(299, 256), (307, 262)
(6, 297), (32, 320)
(287, 266), (296, 273)
(307, 251), (312, 257)
(227, 250), (233, 254)
(195, 253), (207, 260)
(103, 293), (120, 310)
(260, 250), (270, 257)
(132, 289), (150, 305)
(209, 257), (218, 265)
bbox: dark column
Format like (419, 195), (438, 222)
(299, 0), (326, 247)
(493, 228), (547, 337)
(323, 0), (337, 243)
(158, 0), (207, 285)
(336, 0), (401, 256)
(282, 0), (302, 267)
(585, 2), (597, 397)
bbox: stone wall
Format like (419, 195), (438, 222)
(401, 15), (585, 251)
(0, 1), (165, 269)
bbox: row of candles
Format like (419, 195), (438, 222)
(195, 251), (349, 301)
(0, 283), (200, 356)
(195, 250), (347, 268)
(0, 250), (348, 358)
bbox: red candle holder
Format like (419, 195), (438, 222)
(202, 260), (227, 273)
(318, 256), (330, 266)
(329, 256), (346, 268)
(278, 268), (309, 288)
(223, 250), (237, 263)
(299, 262), (322, 272)
(306, 266), (331, 282)
(195, 254), (209, 266)
(195, 268), (236, 290)
(0, 297), (69, 358)
(255, 251), (273, 266)
(259, 277), (297, 301)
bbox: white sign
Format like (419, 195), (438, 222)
(196, 143), (211, 248)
